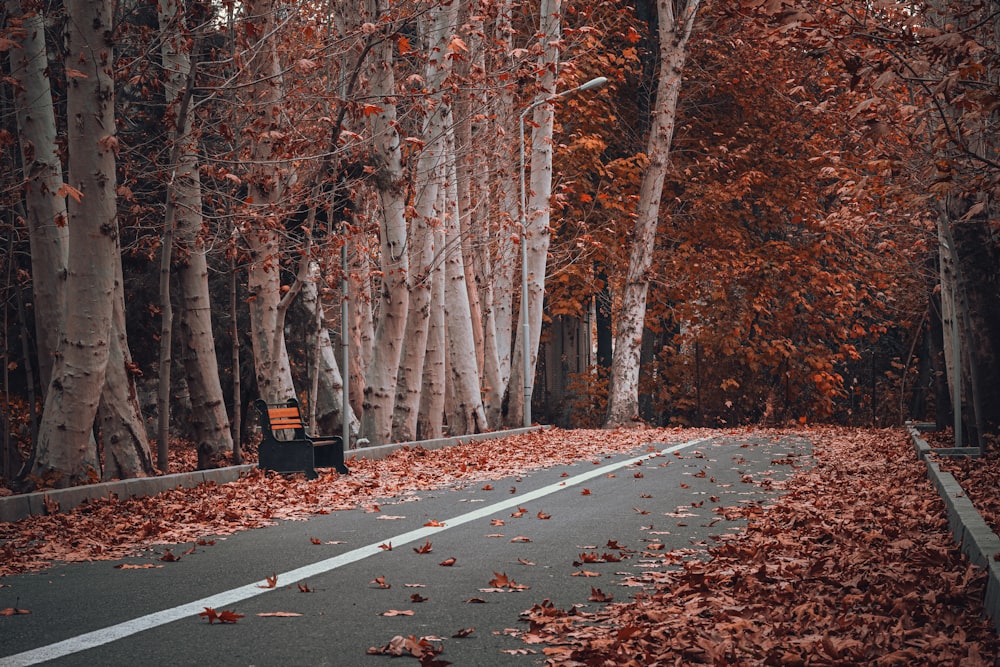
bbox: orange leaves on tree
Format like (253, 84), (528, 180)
(198, 608), (243, 624)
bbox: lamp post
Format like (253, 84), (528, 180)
(518, 76), (607, 428)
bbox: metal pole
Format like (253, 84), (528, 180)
(342, 240), (350, 450)
(518, 76), (607, 429)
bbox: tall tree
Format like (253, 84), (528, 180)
(30, 0), (122, 485)
(605, 0), (700, 427)
(6, 0), (67, 393)
(506, 0), (564, 427)
(156, 0), (233, 468)
(359, 0), (410, 445)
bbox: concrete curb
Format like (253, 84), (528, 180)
(907, 422), (1000, 632)
(0, 426), (547, 524)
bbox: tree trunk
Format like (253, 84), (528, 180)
(391, 0), (457, 441)
(296, 264), (360, 439)
(479, 0), (518, 426)
(99, 260), (155, 480)
(360, 0), (410, 445)
(605, 0), (700, 427)
(507, 0), (562, 427)
(243, 0), (295, 404)
(157, 0), (234, 467)
(30, 0), (117, 486)
(7, 0), (68, 393)
(443, 142), (489, 434)
(418, 225), (447, 440)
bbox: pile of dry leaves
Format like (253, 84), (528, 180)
(3, 426), (1000, 666)
(519, 427), (1000, 665)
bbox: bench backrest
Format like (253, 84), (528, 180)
(255, 398), (307, 441)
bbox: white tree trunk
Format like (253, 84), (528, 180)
(243, 0), (295, 404)
(31, 0), (117, 486)
(418, 225), (447, 439)
(506, 0), (561, 427)
(391, 0), (457, 441)
(360, 0), (410, 445)
(605, 0), (700, 427)
(7, 0), (68, 392)
(158, 0), (233, 467)
(297, 265), (360, 438)
(99, 258), (154, 480)
(444, 144), (489, 434)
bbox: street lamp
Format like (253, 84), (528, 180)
(518, 76), (607, 428)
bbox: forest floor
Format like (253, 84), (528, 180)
(2, 426), (1000, 665)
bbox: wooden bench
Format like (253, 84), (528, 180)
(255, 398), (349, 478)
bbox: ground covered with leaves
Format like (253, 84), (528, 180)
(519, 428), (1000, 666)
(2, 426), (999, 665)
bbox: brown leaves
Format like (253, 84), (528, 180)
(413, 540), (433, 554)
(367, 635), (444, 662)
(0, 607), (31, 616)
(198, 608), (243, 624)
(520, 429), (1000, 665)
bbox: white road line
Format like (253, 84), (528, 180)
(0, 437), (709, 666)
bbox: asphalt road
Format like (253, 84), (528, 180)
(0, 433), (810, 667)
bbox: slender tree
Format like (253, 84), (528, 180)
(605, 0), (700, 427)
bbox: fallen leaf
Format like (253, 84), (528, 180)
(257, 573), (278, 589)
(413, 540), (433, 554)
(198, 607), (243, 624)
(581, 489), (591, 496)
(452, 627), (475, 638)
(536, 511), (551, 520)
(371, 576), (390, 589)
(297, 582), (312, 592)
(423, 520), (445, 527)
(115, 563), (162, 570)
(159, 548), (180, 562)
(257, 611), (302, 617)
(510, 536), (531, 543)
(589, 587), (613, 602)
(309, 537), (322, 545)
(410, 593), (428, 603)
(380, 609), (415, 616)
(571, 570), (601, 577)
(379, 542), (393, 551)
(439, 557), (456, 566)
(0, 607), (30, 616)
